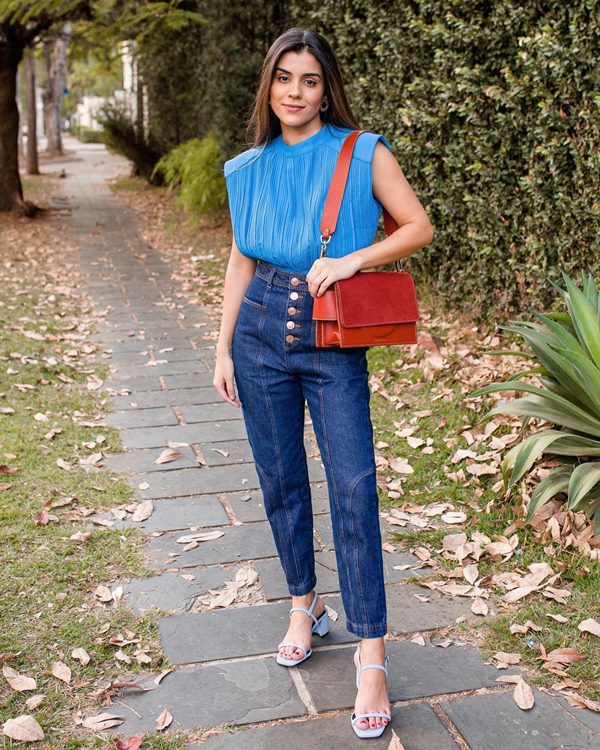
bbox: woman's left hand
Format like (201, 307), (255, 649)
(306, 254), (361, 297)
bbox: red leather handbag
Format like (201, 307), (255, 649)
(312, 130), (419, 348)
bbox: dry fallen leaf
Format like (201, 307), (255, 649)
(51, 661), (71, 685)
(514, 678), (535, 710)
(155, 707), (173, 731)
(544, 648), (586, 665)
(3, 666), (37, 692)
(493, 652), (521, 665)
(82, 713), (124, 731)
(94, 585), (113, 603)
(176, 530), (224, 544)
(410, 634), (426, 646)
(25, 695), (45, 711)
(154, 668), (173, 686)
(154, 447), (183, 464)
(388, 729), (407, 749)
(131, 500), (154, 522)
(115, 737), (143, 750)
(578, 618), (600, 637)
(71, 647), (90, 666)
(471, 597), (489, 616)
(2, 714), (44, 742)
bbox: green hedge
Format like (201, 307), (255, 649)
(290, 0), (600, 316)
(152, 134), (227, 215)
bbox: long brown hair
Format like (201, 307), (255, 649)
(246, 28), (360, 147)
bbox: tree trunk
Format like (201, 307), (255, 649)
(25, 50), (39, 175)
(0, 35), (28, 213)
(42, 25), (69, 156)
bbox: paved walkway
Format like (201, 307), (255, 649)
(58, 137), (599, 748)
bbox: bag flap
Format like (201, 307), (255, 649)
(335, 271), (419, 327)
(312, 289), (338, 321)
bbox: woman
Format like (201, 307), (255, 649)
(213, 27), (433, 739)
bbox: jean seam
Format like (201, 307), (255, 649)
(257, 301), (303, 586)
(349, 466), (377, 631)
(317, 348), (360, 626)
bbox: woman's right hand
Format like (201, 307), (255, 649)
(213, 351), (242, 408)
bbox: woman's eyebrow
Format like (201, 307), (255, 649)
(275, 66), (321, 78)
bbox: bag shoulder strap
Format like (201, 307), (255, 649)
(319, 130), (399, 242)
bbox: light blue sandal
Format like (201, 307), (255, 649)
(351, 643), (392, 739)
(276, 591), (329, 666)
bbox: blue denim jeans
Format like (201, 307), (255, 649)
(231, 260), (387, 638)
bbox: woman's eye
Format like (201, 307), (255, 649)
(277, 75), (288, 82)
(305, 79), (316, 86)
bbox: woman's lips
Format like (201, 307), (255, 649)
(283, 104), (304, 111)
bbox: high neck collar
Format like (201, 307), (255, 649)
(273, 123), (329, 157)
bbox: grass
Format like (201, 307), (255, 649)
(0, 174), (187, 748)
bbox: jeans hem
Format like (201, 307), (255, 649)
(287, 578), (318, 597)
(345, 618), (388, 639)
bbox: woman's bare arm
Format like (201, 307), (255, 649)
(306, 141), (434, 297)
(213, 239), (257, 407)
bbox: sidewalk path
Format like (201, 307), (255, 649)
(59, 136), (599, 748)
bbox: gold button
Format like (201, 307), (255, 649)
(290, 291), (299, 300)
(285, 334), (295, 343)
(288, 306), (297, 314)
(290, 277), (300, 286)
(286, 321), (295, 330)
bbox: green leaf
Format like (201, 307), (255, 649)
(567, 462), (600, 511)
(473, 381), (600, 437)
(526, 466), (572, 519)
(562, 274), (600, 369)
(509, 430), (571, 486)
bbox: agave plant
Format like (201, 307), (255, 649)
(472, 272), (600, 534)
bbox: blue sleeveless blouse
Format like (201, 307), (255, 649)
(223, 123), (393, 275)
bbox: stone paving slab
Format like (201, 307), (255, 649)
(256, 549), (431, 600)
(441, 689), (600, 749)
(110, 387), (223, 411)
(163, 373), (221, 390)
(148, 521), (298, 569)
(386, 583), (474, 633)
(554, 694), (600, 733)
(198, 440), (255, 467)
(302, 640), (516, 712)
(158, 595), (354, 664)
(102, 445), (201, 473)
(111, 496), (228, 532)
(106, 361), (211, 380)
(192, 702), (460, 750)
(119, 421), (247, 450)
(103, 375), (163, 393)
(130, 463), (259, 498)
(180, 403), (244, 423)
(106, 660), (306, 733)
(104, 406), (179, 429)
(120, 565), (230, 613)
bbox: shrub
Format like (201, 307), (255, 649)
(473, 272), (600, 532)
(97, 103), (164, 184)
(152, 134), (227, 216)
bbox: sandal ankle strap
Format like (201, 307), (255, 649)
(289, 591), (321, 626)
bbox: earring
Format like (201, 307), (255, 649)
(320, 98), (329, 112)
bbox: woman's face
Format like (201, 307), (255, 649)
(269, 50), (326, 132)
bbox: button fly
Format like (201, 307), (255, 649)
(286, 321), (295, 330)
(290, 277), (300, 287)
(288, 306), (297, 314)
(285, 334), (295, 343)
(290, 291), (299, 300)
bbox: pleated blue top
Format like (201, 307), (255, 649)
(223, 123), (392, 275)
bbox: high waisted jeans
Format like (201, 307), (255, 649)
(231, 260), (387, 638)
